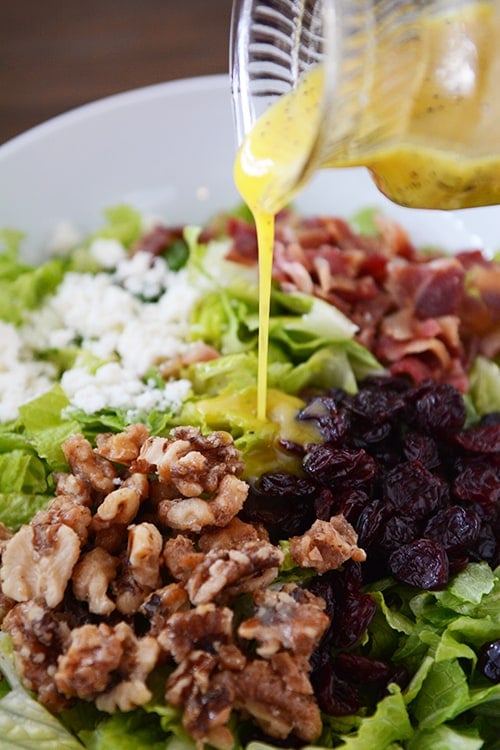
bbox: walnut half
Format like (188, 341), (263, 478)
(1, 523), (81, 608)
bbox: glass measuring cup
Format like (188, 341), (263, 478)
(230, 0), (500, 210)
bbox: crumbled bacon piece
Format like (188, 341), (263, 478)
(222, 209), (500, 390)
(131, 224), (184, 256)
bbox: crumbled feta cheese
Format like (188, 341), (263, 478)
(89, 237), (128, 268)
(2, 247), (206, 420)
(0, 321), (56, 422)
(61, 363), (192, 418)
(113, 250), (173, 299)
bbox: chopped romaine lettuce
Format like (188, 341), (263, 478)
(468, 355), (500, 415)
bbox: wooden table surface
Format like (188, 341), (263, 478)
(0, 0), (234, 145)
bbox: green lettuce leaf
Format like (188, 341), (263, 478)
(0, 247), (65, 325)
(407, 723), (484, 750)
(323, 685), (413, 749)
(77, 710), (167, 750)
(17, 385), (80, 470)
(468, 355), (500, 415)
(90, 205), (143, 247)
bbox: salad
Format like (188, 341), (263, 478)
(0, 203), (498, 750)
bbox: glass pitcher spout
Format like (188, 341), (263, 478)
(231, 0), (500, 211)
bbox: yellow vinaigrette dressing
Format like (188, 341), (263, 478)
(234, 1), (500, 419)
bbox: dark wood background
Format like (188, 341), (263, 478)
(0, 0), (234, 145)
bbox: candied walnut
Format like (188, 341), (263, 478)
(62, 434), (117, 495)
(31, 495), (92, 544)
(128, 522), (163, 588)
(55, 621), (156, 706)
(186, 539), (283, 605)
(0, 523), (13, 569)
(1, 523), (81, 607)
(54, 473), (92, 506)
(55, 623), (122, 699)
(166, 649), (235, 750)
(72, 547), (119, 615)
(96, 625), (159, 712)
(95, 424), (150, 465)
(198, 517), (269, 552)
(94, 472), (149, 526)
(133, 435), (171, 475)
(95, 486), (140, 526)
(3, 600), (71, 711)
(0, 591), (14, 622)
(163, 535), (204, 583)
(139, 583), (190, 635)
(112, 523), (163, 614)
(0, 522), (13, 545)
(228, 655), (322, 742)
(238, 585), (329, 658)
(134, 426), (243, 495)
(158, 474), (248, 533)
(91, 474), (149, 554)
(290, 514), (366, 574)
(158, 603), (233, 663)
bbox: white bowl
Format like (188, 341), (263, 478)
(0, 73), (499, 261)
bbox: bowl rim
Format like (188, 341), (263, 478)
(0, 73), (230, 157)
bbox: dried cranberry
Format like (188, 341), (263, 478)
(388, 665), (410, 691)
(362, 374), (412, 393)
(314, 487), (336, 521)
(403, 431), (440, 469)
(477, 640), (500, 682)
(470, 522), (498, 566)
(258, 472), (316, 498)
(380, 515), (422, 551)
(311, 653), (361, 715)
(241, 473), (316, 541)
(335, 488), (371, 524)
(333, 591), (378, 647)
(349, 386), (406, 424)
(297, 396), (349, 444)
(447, 555), (470, 576)
(424, 505), (480, 554)
(355, 500), (386, 547)
(330, 566), (377, 647)
(383, 460), (446, 519)
(406, 381), (466, 438)
(306, 571), (337, 617)
(303, 445), (376, 486)
(480, 412), (500, 426)
(453, 423), (500, 453)
(307, 563), (376, 648)
(389, 538), (449, 590)
(335, 653), (392, 684)
(453, 460), (500, 510)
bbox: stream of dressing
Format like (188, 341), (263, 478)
(234, 1), (500, 420)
